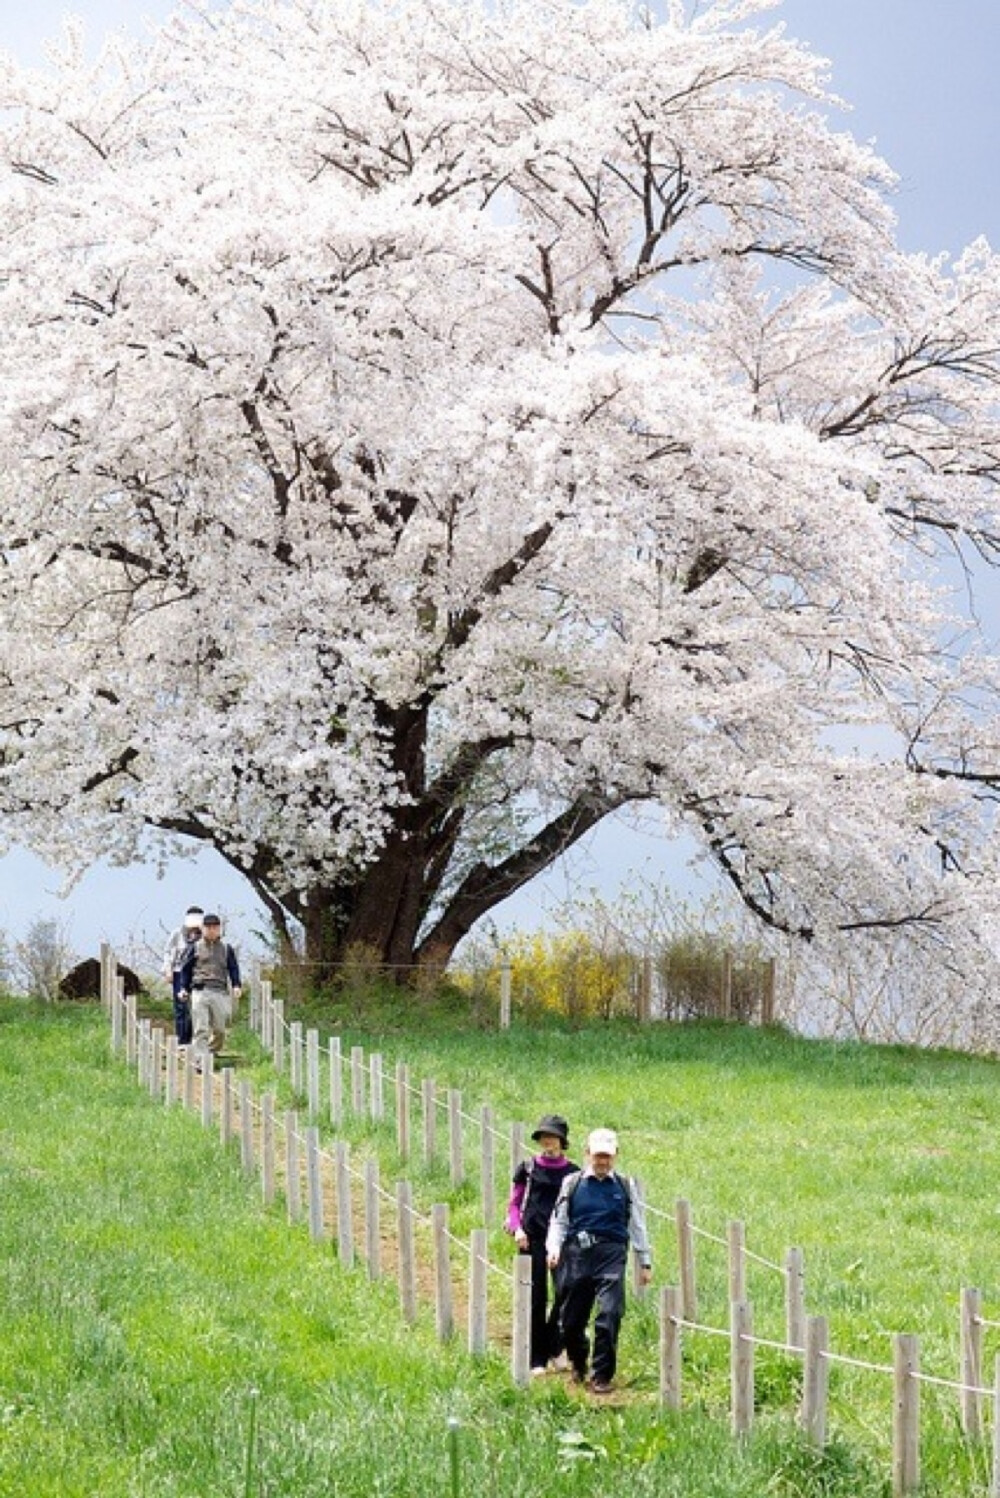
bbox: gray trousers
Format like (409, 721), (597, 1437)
(191, 987), (232, 1066)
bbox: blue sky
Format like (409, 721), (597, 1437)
(1, 0), (998, 963)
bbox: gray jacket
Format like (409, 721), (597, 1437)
(178, 937), (241, 994)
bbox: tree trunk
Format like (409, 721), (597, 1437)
(295, 797), (624, 991)
(298, 833), (431, 987)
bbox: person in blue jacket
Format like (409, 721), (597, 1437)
(177, 913), (242, 1070)
(546, 1128), (652, 1394)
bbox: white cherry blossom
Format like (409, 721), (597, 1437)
(1, 0), (999, 985)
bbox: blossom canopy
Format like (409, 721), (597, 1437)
(1, 0), (999, 986)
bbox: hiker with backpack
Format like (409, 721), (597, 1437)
(176, 913), (242, 1072)
(546, 1127), (652, 1394)
(505, 1113), (580, 1375)
(161, 905), (204, 1046)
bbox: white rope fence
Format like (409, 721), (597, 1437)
(104, 950), (1000, 1491)
(660, 1289), (1000, 1497)
(105, 956), (534, 1383)
(244, 973), (1000, 1494)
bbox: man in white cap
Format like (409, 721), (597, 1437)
(161, 906), (203, 1045)
(546, 1127), (652, 1394)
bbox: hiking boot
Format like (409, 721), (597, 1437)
(588, 1378), (614, 1395)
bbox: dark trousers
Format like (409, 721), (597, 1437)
(172, 973), (193, 1045)
(522, 1238), (564, 1369)
(558, 1239), (628, 1382)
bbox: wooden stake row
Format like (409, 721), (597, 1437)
(107, 985), (532, 1379)
(108, 958), (1000, 1491)
(252, 998), (517, 1228)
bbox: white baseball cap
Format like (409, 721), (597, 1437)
(587, 1128), (618, 1156)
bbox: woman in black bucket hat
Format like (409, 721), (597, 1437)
(504, 1113), (579, 1374)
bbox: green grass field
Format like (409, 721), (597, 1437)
(3, 997), (1000, 1495)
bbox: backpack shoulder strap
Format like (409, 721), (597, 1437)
(517, 1158), (535, 1221)
(561, 1169), (583, 1217)
(616, 1172), (633, 1217)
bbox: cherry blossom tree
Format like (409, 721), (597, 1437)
(2, 0), (999, 987)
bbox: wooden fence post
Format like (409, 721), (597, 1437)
(306, 1029), (320, 1121)
(137, 1018), (150, 1088)
(240, 1080), (254, 1174)
(893, 1333), (920, 1497)
(149, 1028), (163, 1102)
(350, 1045), (366, 1116)
(432, 1203), (453, 1342)
(306, 1126), (324, 1243)
(134, 1017), (145, 1088)
(165, 1035), (178, 1106)
(252, 973), (262, 1040)
(499, 959), (512, 1030)
(142, 1018), (154, 1089)
(660, 1285), (682, 1410)
(800, 1314), (829, 1448)
(141, 1023), (153, 1093)
(448, 1089), (464, 1186)
(183, 1045), (196, 1111)
(272, 999), (285, 1074)
(512, 1253), (532, 1387)
(785, 1246), (805, 1351)
(110, 973), (124, 1054)
(259, 978), (272, 1048)
(285, 1110), (301, 1224)
(364, 1158), (381, 1280)
(676, 1198), (698, 1321)
(396, 1181), (418, 1325)
(727, 1220), (746, 1307)
(99, 941), (114, 1010)
(396, 1062), (411, 1161)
(249, 962), (260, 1032)
(336, 1142), (354, 1269)
(220, 1066), (234, 1146)
(469, 1228), (488, 1355)
(480, 1106), (495, 1227)
(261, 1093), (276, 1207)
(422, 1078), (437, 1167)
(731, 1299), (754, 1437)
(329, 1037), (343, 1127)
(200, 1054), (214, 1129)
(125, 990), (137, 1067)
(289, 1020), (304, 1098)
(147, 1019), (159, 1089)
(961, 1287), (983, 1440)
(369, 1053), (384, 1122)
